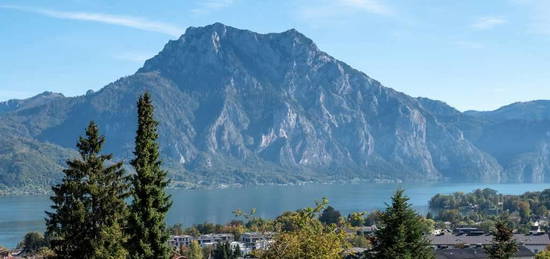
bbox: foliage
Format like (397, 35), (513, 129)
(18, 232), (48, 254)
(319, 206), (342, 225)
(234, 208), (274, 232)
(45, 122), (128, 258)
(187, 240), (204, 259)
(348, 234), (371, 248)
(127, 93), (172, 259)
(429, 188), (550, 227)
(212, 242), (240, 259)
(484, 216), (519, 259)
(347, 212), (366, 227)
(371, 189), (434, 259)
(537, 250), (550, 259)
(364, 211), (381, 226)
(256, 198), (350, 259)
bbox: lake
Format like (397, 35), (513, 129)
(1, 182), (549, 248)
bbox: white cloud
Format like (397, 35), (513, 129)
(338, 0), (392, 15)
(191, 0), (236, 14)
(0, 5), (184, 37)
(472, 16), (507, 30)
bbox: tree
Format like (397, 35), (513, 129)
(19, 232), (47, 254)
(485, 216), (519, 259)
(127, 93), (172, 259)
(518, 201), (531, 224)
(233, 244), (242, 258)
(347, 212), (366, 227)
(187, 240), (204, 259)
(212, 242), (235, 259)
(319, 206), (342, 225)
(46, 122), (128, 258)
(257, 198), (349, 259)
(370, 189), (434, 259)
(536, 250), (550, 259)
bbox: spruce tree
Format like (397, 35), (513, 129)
(127, 93), (172, 258)
(485, 216), (519, 259)
(45, 122), (128, 258)
(371, 189), (434, 259)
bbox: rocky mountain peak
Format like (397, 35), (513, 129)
(138, 23), (323, 82)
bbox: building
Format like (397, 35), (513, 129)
(241, 232), (275, 251)
(429, 233), (550, 254)
(169, 235), (193, 248)
(357, 225), (378, 237)
(197, 233), (234, 247)
(435, 245), (535, 259)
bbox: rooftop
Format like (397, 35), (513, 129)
(435, 245), (534, 259)
(430, 233), (550, 246)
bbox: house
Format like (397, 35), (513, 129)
(169, 235), (193, 248)
(197, 233), (234, 247)
(357, 225), (378, 237)
(230, 241), (249, 255)
(429, 233), (550, 254)
(435, 245), (535, 259)
(453, 227), (483, 235)
(241, 232), (275, 250)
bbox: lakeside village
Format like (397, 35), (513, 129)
(5, 188), (550, 259)
(162, 187), (550, 259)
(164, 225), (550, 258)
(5, 95), (550, 258)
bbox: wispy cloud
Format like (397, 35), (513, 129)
(0, 5), (184, 36)
(337, 0), (392, 15)
(191, 0), (236, 14)
(472, 16), (507, 30)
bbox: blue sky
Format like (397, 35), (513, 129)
(1, 0), (550, 111)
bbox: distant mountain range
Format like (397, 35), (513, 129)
(1, 23), (549, 193)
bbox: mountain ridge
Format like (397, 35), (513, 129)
(1, 23), (549, 193)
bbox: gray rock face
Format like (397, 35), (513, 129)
(0, 23), (548, 189)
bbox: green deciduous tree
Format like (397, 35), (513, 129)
(187, 240), (204, 259)
(127, 93), (172, 259)
(19, 232), (47, 254)
(45, 122), (128, 258)
(485, 216), (519, 259)
(371, 189), (434, 259)
(347, 212), (366, 227)
(536, 249), (550, 259)
(257, 198), (349, 259)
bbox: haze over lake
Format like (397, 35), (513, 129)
(2, 182), (549, 248)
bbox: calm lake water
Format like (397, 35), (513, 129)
(1, 182), (549, 248)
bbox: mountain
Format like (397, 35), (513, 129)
(0, 23), (548, 193)
(0, 91), (65, 114)
(464, 101), (550, 182)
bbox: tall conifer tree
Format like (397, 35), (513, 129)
(127, 93), (172, 258)
(371, 189), (434, 259)
(46, 122), (128, 258)
(485, 216), (519, 259)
